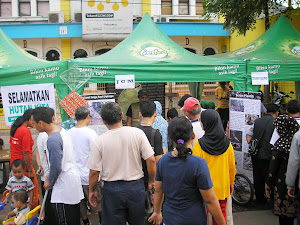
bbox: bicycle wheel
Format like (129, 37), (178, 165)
(232, 173), (254, 206)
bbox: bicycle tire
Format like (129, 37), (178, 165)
(232, 173), (254, 206)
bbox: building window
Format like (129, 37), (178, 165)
(179, 0), (189, 15)
(0, 0), (11, 17)
(74, 49), (88, 59)
(95, 48), (111, 55)
(196, 0), (204, 15)
(46, 50), (60, 61)
(19, 0), (31, 16)
(97, 83), (105, 91)
(26, 50), (38, 57)
(203, 48), (215, 56)
(161, 0), (171, 15)
(37, 0), (49, 16)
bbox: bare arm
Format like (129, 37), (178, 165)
(155, 155), (162, 163)
(29, 189), (34, 209)
(23, 151), (33, 179)
(89, 169), (100, 208)
(246, 135), (252, 144)
(146, 155), (156, 191)
(148, 181), (163, 225)
(200, 188), (226, 225)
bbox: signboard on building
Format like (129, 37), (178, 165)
(82, 0), (133, 41)
(1, 83), (56, 126)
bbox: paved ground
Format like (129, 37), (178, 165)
(0, 193), (281, 225)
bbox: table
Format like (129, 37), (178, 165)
(0, 149), (10, 192)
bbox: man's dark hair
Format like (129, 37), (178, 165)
(266, 103), (279, 114)
(140, 101), (156, 118)
(167, 108), (178, 119)
(178, 94), (192, 107)
(32, 107), (54, 124)
(13, 189), (28, 204)
(100, 102), (122, 125)
(138, 89), (148, 97)
(286, 100), (300, 115)
(11, 159), (25, 169)
(75, 106), (90, 121)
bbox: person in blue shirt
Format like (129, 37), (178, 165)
(148, 117), (226, 225)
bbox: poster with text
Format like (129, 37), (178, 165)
(82, 93), (115, 135)
(229, 91), (261, 179)
(1, 83), (56, 126)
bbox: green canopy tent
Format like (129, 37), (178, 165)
(212, 15), (300, 92)
(0, 29), (68, 86)
(69, 13), (247, 90)
(0, 29), (71, 121)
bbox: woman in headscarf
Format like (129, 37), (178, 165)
(153, 101), (168, 149)
(149, 117), (226, 225)
(192, 109), (236, 225)
(265, 115), (300, 225)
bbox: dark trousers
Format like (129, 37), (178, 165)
(52, 202), (81, 225)
(217, 108), (229, 131)
(252, 156), (270, 204)
(41, 181), (57, 225)
(102, 178), (145, 225)
(279, 216), (294, 225)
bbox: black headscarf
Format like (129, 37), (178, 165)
(198, 109), (230, 155)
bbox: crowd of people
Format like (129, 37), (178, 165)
(2, 83), (300, 225)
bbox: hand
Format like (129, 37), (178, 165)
(265, 184), (270, 199)
(36, 166), (44, 176)
(148, 181), (155, 195)
(28, 170), (34, 180)
(89, 191), (99, 208)
(288, 188), (296, 198)
(230, 184), (234, 195)
(43, 176), (52, 190)
(148, 212), (163, 225)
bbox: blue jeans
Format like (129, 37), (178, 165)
(101, 178), (145, 225)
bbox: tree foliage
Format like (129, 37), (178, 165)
(204, 0), (300, 35)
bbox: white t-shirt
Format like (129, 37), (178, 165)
(191, 119), (205, 148)
(88, 126), (154, 182)
(68, 126), (98, 185)
(37, 132), (49, 181)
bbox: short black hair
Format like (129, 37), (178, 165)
(178, 94), (192, 108)
(32, 107), (54, 124)
(140, 101), (156, 118)
(167, 108), (178, 119)
(13, 189), (28, 204)
(11, 159), (25, 169)
(138, 89), (148, 97)
(100, 102), (122, 125)
(266, 103), (279, 114)
(286, 100), (300, 115)
(75, 106), (90, 121)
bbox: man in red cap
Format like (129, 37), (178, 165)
(180, 97), (205, 148)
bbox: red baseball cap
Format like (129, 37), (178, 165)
(180, 97), (201, 111)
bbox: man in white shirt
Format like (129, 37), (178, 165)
(68, 106), (100, 225)
(181, 97), (205, 148)
(88, 102), (156, 225)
